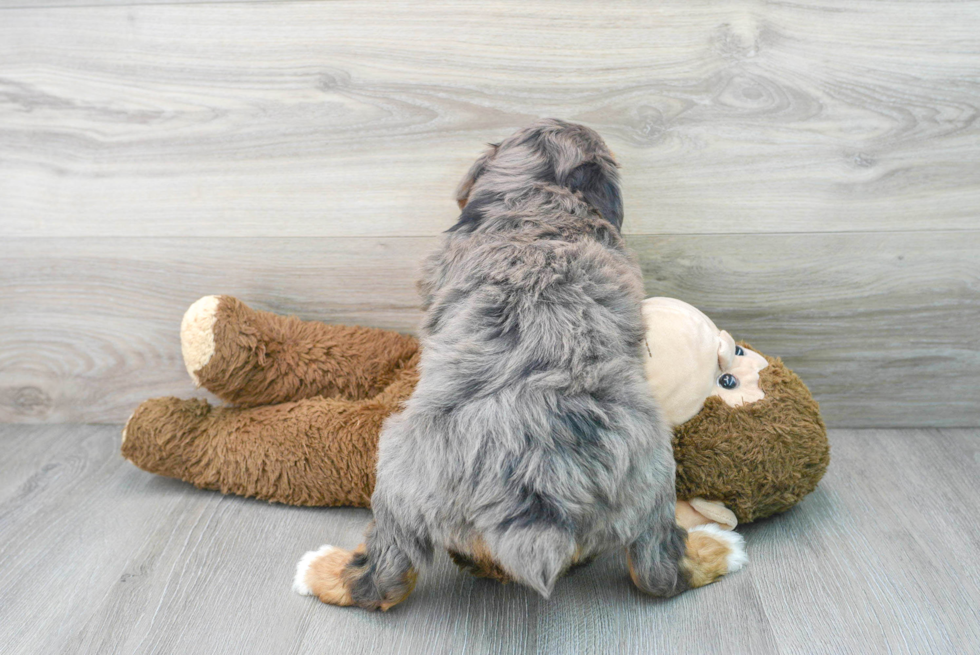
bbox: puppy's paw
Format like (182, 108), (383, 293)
(181, 295), (222, 385)
(293, 545), (356, 606)
(689, 523), (747, 574)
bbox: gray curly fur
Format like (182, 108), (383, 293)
(345, 119), (688, 608)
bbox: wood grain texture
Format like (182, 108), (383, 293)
(2, 233), (978, 427)
(2, 0), (978, 429)
(1, 424), (977, 654)
(2, 0), (979, 236)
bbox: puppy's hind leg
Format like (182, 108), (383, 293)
(294, 508), (430, 611)
(626, 506), (746, 598)
(626, 513), (690, 598)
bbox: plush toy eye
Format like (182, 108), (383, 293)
(718, 373), (738, 389)
(734, 345), (744, 356)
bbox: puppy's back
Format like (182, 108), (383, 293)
(407, 214), (670, 595)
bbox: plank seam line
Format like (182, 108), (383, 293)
(3, 228), (980, 241)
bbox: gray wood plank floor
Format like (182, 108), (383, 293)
(1, 424), (976, 654)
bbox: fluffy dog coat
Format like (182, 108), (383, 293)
(294, 120), (742, 610)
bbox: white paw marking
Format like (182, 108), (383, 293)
(690, 523), (748, 573)
(293, 544), (336, 596)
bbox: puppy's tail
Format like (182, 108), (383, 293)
(629, 522), (747, 597)
(486, 525), (578, 598)
(681, 524), (747, 588)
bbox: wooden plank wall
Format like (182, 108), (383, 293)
(1, 1), (978, 426)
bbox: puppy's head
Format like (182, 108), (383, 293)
(453, 119), (623, 231)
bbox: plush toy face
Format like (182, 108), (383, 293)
(641, 297), (769, 427)
(641, 297), (830, 524)
(711, 337), (768, 410)
(672, 350), (830, 523)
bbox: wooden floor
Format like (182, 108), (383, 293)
(0, 424), (976, 654)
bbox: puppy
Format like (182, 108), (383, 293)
(294, 119), (745, 610)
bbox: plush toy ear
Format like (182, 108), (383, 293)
(717, 330), (737, 370)
(565, 161), (624, 230)
(455, 142), (500, 209)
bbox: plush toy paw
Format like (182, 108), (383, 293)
(293, 544), (358, 606)
(689, 498), (738, 530)
(181, 295), (222, 385)
(121, 411), (135, 446)
(120, 397), (213, 477)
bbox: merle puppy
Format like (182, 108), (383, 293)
(294, 119), (744, 610)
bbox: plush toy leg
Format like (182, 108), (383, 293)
(181, 295), (420, 407)
(121, 372), (413, 506)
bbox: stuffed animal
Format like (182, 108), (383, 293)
(122, 295), (828, 529)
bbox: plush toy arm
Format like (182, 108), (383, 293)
(181, 295), (420, 407)
(121, 361), (417, 506)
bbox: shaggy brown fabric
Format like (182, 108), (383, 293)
(197, 296), (419, 407)
(672, 343), (830, 523)
(123, 298), (828, 523)
(122, 352), (419, 507)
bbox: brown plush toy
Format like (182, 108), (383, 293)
(122, 295), (829, 530)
